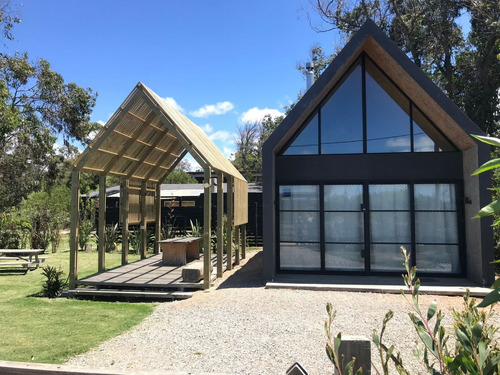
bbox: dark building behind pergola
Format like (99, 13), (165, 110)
(69, 82), (248, 289)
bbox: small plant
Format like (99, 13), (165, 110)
(41, 266), (68, 298)
(129, 229), (142, 254)
(324, 302), (361, 374)
(95, 223), (121, 253)
(189, 219), (202, 237)
(78, 220), (93, 251)
(380, 248), (498, 374)
(327, 247), (500, 374)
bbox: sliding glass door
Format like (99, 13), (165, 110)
(324, 185), (365, 271)
(278, 182), (462, 275)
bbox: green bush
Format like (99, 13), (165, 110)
(41, 265), (68, 298)
(0, 211), (26, 248)
(17, 187), (71, 252)
(326, 248), (500, 374)
(78, 220), (93, 251)
(96, 223), (121, 253)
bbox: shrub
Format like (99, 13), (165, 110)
(41, 266), (68, 298)
(327, 247), (500, 374)
(0, 211), (26, 248)
(78, 220), (93, 251)
(95, 223), (121, 253)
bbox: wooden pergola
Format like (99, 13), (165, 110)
(69, 82), (248, 290)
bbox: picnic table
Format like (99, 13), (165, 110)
(158, 237), (201, 266)
(0, 249), (46, 273)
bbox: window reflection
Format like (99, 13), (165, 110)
(365, 60), (411, 153)
(321, 64), (363, 154)
(283, 113), (318, 155)
(280, 54), (455, 155)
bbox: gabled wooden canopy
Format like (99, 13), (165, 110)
(74, 82), (245, 184)
(70, 83), (248, 291)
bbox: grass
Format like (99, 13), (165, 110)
(0, 235), (155, 364)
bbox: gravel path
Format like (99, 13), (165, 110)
(67, 251), (500, 374)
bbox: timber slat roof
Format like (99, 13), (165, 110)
(74, 82), (245, 183)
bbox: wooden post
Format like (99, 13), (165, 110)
(226, 176), (233, 271)
(154, 182), (161, 254)
(242, 225), (246, 259)
(140, 181), (147, 259)
(203, 167), (212, 290)
(235, 225), (240, 265)
(69, 171), (80, 289)
(121, 179), (129, 265)
(98, 175), (106, 273)
(216, 172), (224, 278)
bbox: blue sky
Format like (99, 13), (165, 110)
(6, 0), (339, 169)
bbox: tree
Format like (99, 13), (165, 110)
(164, 170), (197, 184)
(307, 0), (500, 135)
(232, 114), (283, 181)
(0, 49), (99, 210)
(0, 1), (20, 42)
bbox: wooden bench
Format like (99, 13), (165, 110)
(0, 249), (45, 273)
(182, 261), (213, 283)
(158, 237), (201, 266)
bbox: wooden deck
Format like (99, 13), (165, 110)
(76, 254), (222, 291)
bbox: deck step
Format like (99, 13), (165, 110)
(63, 288), (192, 300)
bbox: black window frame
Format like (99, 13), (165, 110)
(279, 52), (457, 156)
(275, 180), (466, 278)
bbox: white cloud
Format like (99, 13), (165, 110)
(190, 101), (234, 118)
(240, 107), (283, 124)
(163, 97), (185, 113)
(209, 130), (234, 143)
(414, 136), (435, 151)
(385, 137), (410, 152)
(97, 120), (106, 126)
(201, 123), (213, 134)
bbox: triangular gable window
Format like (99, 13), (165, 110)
(280, 54), (455, 155)
(283, 113), (318, 155)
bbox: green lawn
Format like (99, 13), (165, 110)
(0, 236), (155, 364)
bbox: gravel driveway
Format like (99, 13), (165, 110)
(67, 250), (500, 374)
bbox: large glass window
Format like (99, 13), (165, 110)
(280, 54), (456, 155)
(283, 113), (318, 155)
(414, 184), (460, 273)
(324, 185), (364, 271)
(365, 60), (411, 153)
(369, 184), (411, 272)
(278, 183), (461, 275)
(279, 185), (320, 270)
(321, 64), (363, 154)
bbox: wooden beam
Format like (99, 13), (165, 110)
(154, 182), (161, 254)
(138, 91), (209, 169)
(140, 182), (147, 259)
(125, 128), (171, 180)
(235, 225), (240, 266)
(98, 175), (106, 273)
(121, 180), (129, 265)
(216, 172), (224, 278)
(226, 175), (234, 271)
(69, 171), (80, 289)
(158, 149), (189, 183)
(242, 225), (246, 259)
(142, 141), (180, 182)
(103, 112), (157, 174)
(74, 94), (139, 172)
(203, 167), (212, 290)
